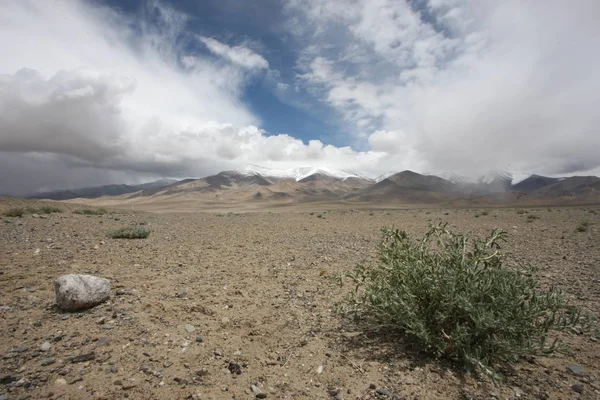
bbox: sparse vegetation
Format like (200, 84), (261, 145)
(516, 209), (528, 215)
(107, 227), (151, 239)
(527, 214), (540, 222)
(340, 224), (581, 378)
(3, 206), (62, 217)
(73, 208), (107, 215)
(576, 221), (590, 232)
(480, 210), (489, 216)
(3, 208), (24, 217)
(35, 206), (62, 214)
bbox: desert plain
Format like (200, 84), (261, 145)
(1, 198), (600, 400)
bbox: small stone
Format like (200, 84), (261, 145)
(109, 366), (118, 373)
(13, 346), (29, 353)
(221, 385), (228, 392)
(571, 383), (583, 393)
(316, 365), (324, 374)
(96, 337), (110, 347)
(70, 352), (95, 363)
(375, 389), (391, 396)
(163, 360), (173, 368)
(251, 385), (264, 396)
(567, 364), (584, 376)
(256, 394), (267, 399)
(41, 359), (55, 366)
(369, 383), (377, 389)
(195, 335), (203, 343)
(55, 378), (67, 386)
(122, 380), (138, 390)
(214, 349), (224, 357)
(40, 341), (51, 352)
(183, 324), (196, 333)
(227, 362), (242, 375)
(0, 394), (8, 400)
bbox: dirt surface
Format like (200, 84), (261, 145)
(1, 199), (600, 399)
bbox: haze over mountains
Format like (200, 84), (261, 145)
(23, 166), (600, 209)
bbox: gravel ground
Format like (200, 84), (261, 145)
(1, 201), (600, 400)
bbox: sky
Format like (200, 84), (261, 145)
(1, 0), (599, 195)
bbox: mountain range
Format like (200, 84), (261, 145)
(23, 166), (600, 208)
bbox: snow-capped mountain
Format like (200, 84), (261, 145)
(431, 172), (470, 184)
(238, 165), (371, 182)
(374, 171), (397, 183)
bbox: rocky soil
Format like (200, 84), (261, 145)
(1, 200), (600, 399)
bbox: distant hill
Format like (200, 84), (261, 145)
(512, 175), (561, 192)
(29, 179), (177, 200)
(26, 166), (600, 208)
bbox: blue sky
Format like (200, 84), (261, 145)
(0, 0), (599, 194)
(100, 0), (344, 146)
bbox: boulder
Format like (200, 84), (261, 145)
(55, 274), (110, 311)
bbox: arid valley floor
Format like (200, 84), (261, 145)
(1, 199), (600, 399)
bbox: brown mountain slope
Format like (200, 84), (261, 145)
(533, 176), (600, 197)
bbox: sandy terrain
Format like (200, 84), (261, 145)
(1, 199), (600, 399)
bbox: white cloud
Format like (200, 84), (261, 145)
(199, 36), (269, 70)
(286, 0), (600, 175)
(1, 0), (599, 195)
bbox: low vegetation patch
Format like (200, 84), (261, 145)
(340, 224), (581, 378)
(3, 206), (62, 217)
(107, 227), (151, 239)
(73, 208), (107, 215)
(3, 208), (25, 217)
(526, 214), (540, 222)
(575, 221), (590, 232)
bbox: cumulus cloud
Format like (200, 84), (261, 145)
(0, 0), (375, 195)
(287, 0), (600, 176)
(1, 0), (599, 196)
(199, 37), (269, 70)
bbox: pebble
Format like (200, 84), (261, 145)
(214, 349), (224, 357)
(568, 364), (584, 376)
(369, 383), (377, 389)
(70, 352), (95, 363)
(96, 337), (110, 347)
(251, 385), (267, 398)
(183, 324), (196, 333)
(0, 394), (7, 400)
(195, 335), (203, 343)
(227, 362), (242, 375)
(12, 346), (29, 353)
(40, 341), (51, 352)
(571, 383), (583, 394)
(316, 365), (324, 374)
(122, 380), (138, 390)
(55, 378), (67, 386)
(40, 359), (55, 366)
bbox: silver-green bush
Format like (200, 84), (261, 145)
(341, 224), (581, 377)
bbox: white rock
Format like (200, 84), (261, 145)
(40, 341), (51, 352)
(54, 274), (110, 311)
